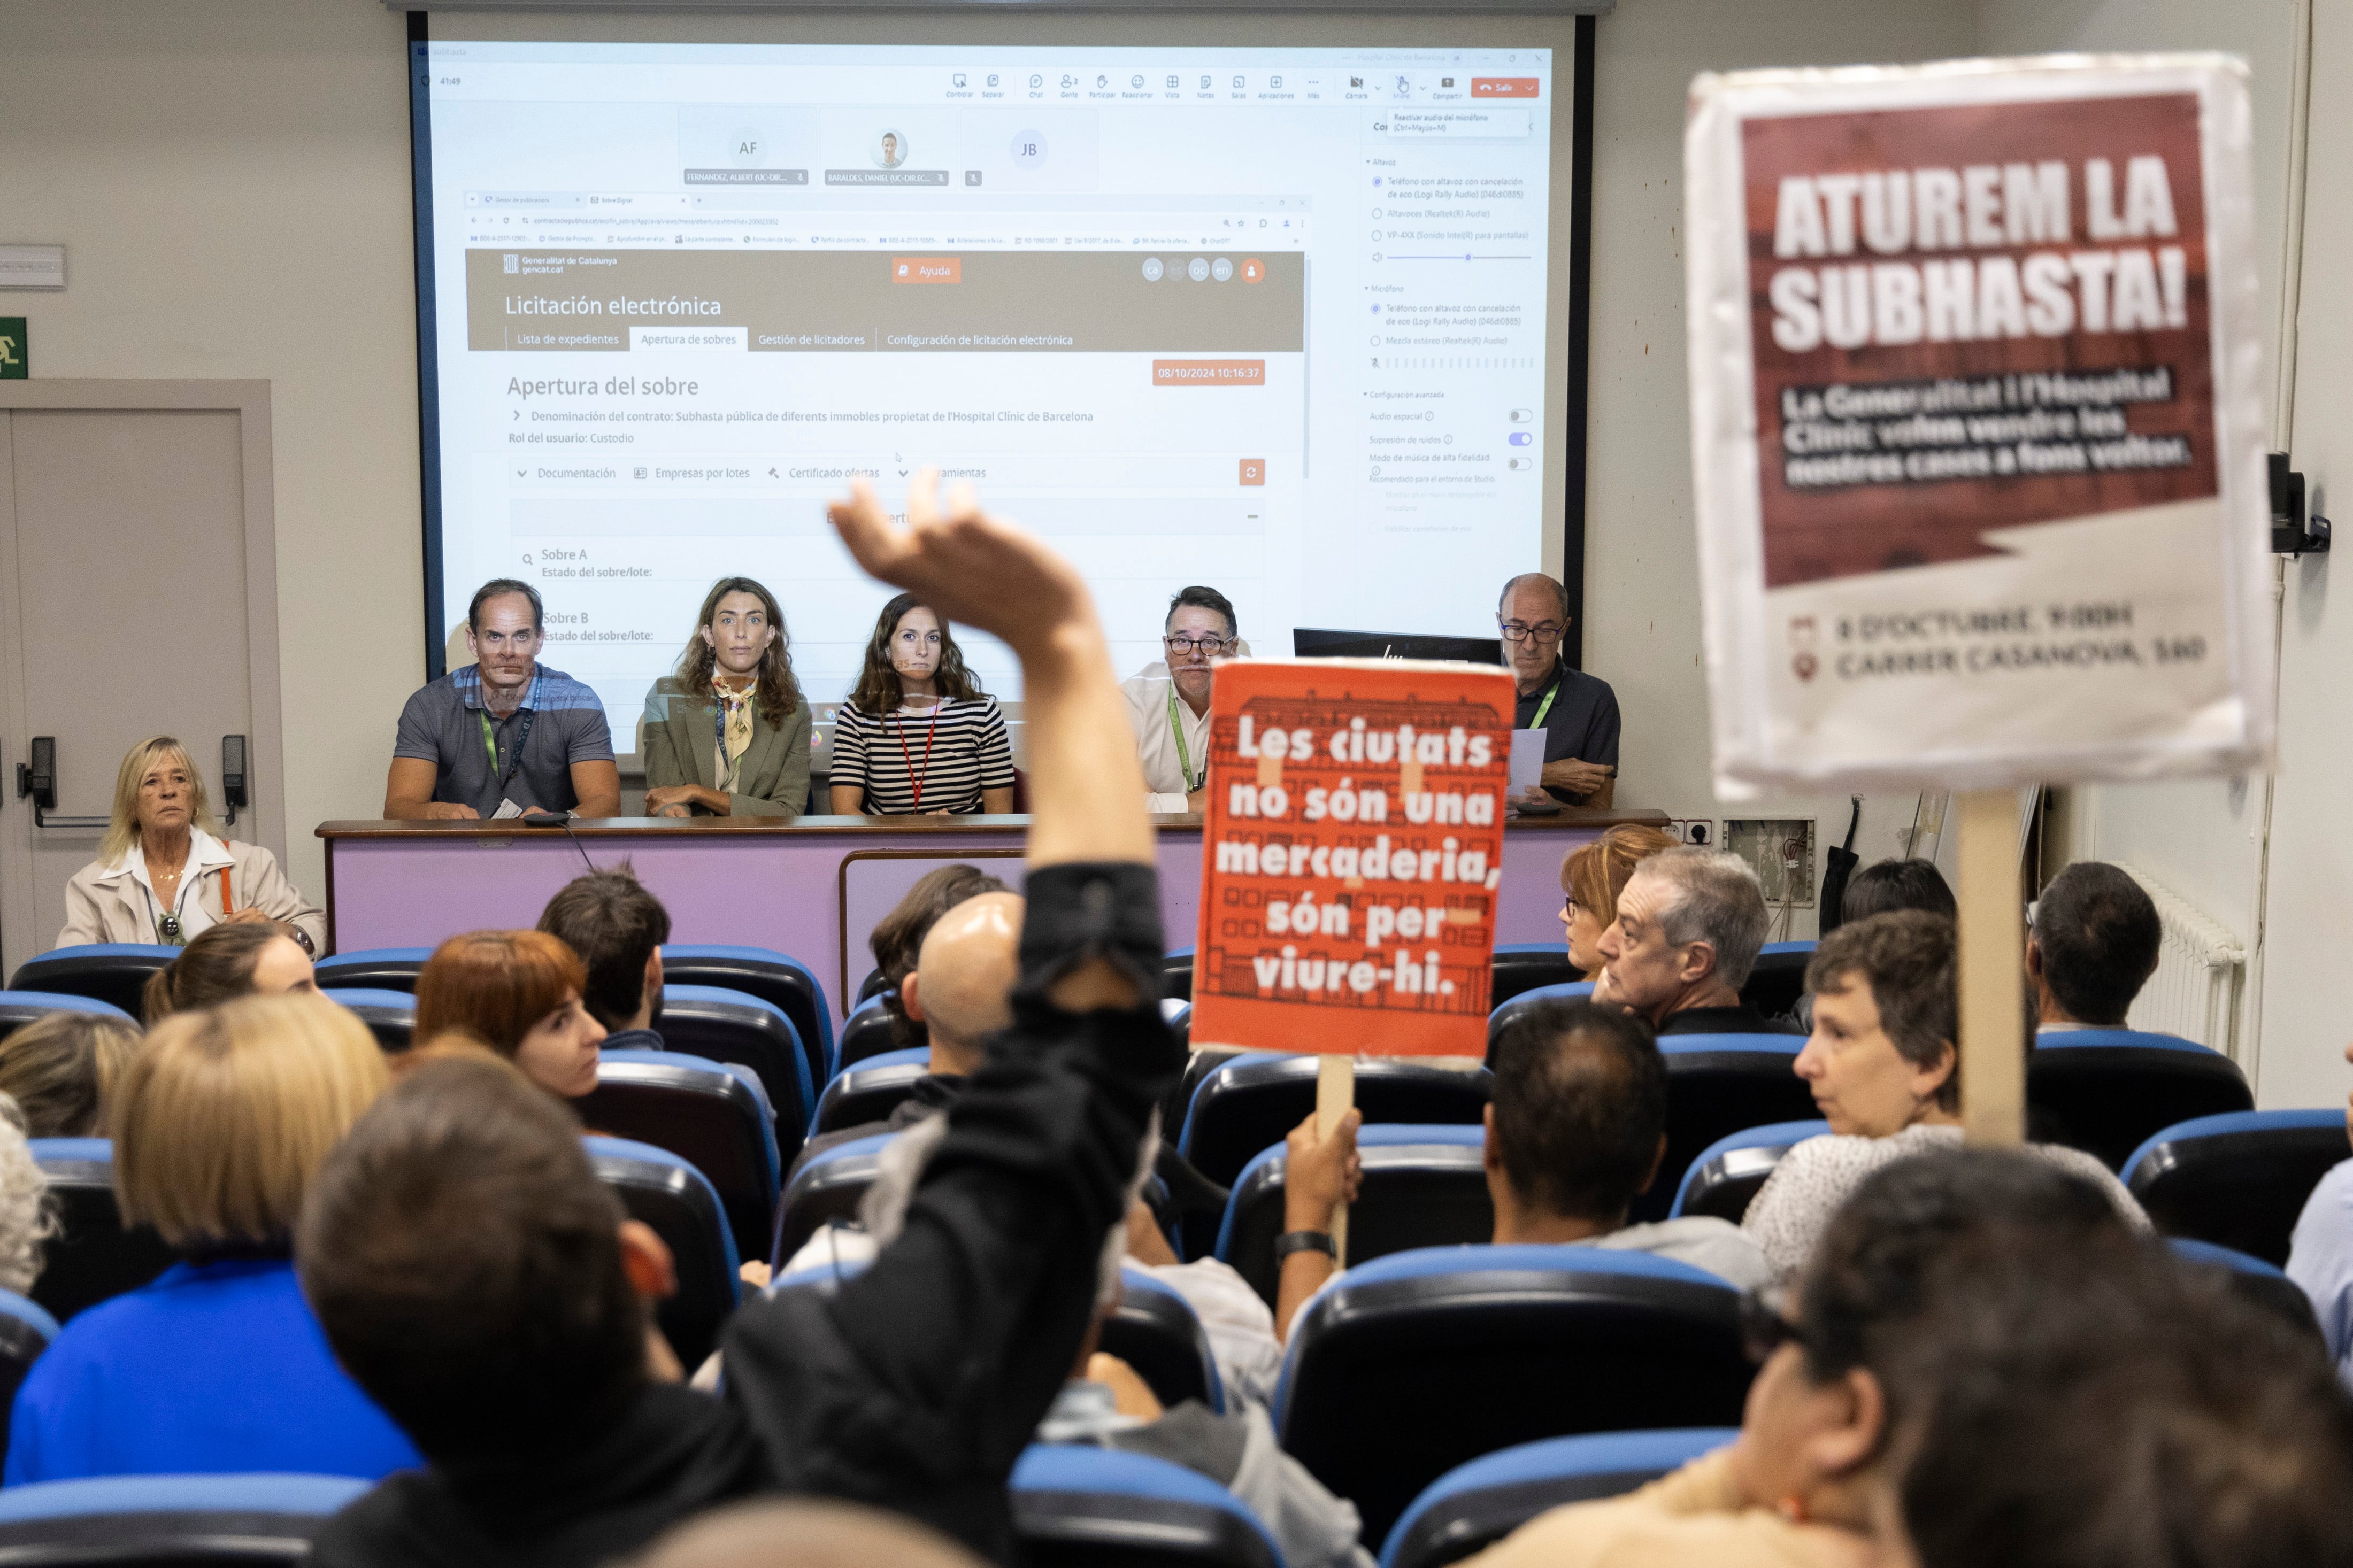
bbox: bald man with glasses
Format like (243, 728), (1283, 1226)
(1500, 573), (1619, 808)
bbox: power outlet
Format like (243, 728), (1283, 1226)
(1725, 818), (1816, 906)
(1668, 817), (1717, 847)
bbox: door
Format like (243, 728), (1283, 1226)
(0, 382), (284, 979)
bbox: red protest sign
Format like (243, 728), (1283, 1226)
(1191, 659), (1516, 1059)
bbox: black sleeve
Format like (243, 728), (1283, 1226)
(720, 861), (1179, 1563)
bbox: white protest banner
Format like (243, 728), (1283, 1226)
(1685, 56), (2275, 798)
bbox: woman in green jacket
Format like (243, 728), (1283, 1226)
(642, 576), (812, 818)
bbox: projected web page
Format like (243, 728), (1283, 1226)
(417, 42), (1557, 755)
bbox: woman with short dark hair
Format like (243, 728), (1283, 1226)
(828, 594), (1015, 817)
(1740, 912), (2142, 1279)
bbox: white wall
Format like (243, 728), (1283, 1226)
(0, 0), (421, 903)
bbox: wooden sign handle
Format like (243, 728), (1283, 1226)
(1317, 1055), (1356, 1264)
(1957, 789), (2025, 1147)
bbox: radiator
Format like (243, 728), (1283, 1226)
(2115, 862), (2248, 1060)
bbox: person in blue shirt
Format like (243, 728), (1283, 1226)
(6, 994), (419, 1483)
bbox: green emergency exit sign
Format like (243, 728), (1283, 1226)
(0, 319), (24, 379)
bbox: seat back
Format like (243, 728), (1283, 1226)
(836, 994), (901, 1071)
(1738, 941), (1814, 1021)
(0, 1473), (369, 1566)
(1488, 945), (1584, 1011)
(320, 988), (415, 1052)
(1276, 1245), (1751, 1547)
(1668, 1120), (1831, 1223)
(2165, 1237), (2323, 1338)
(1106, 1268), (1225, 1413)
(28, 1140), (175, 1323)
(310, 946), (433, 993)
(0, 1289), (59, 1459)
(812, 1048), (930, 1135)
(853, 966), (889, 1008)
(7, 947), (179, 1020)
(1380, 1427), (1738, 1568)
(1180, 1055), (1492, 1189)
(773, 1132), (895, 1267)
(584, 1136), (742, 1368)
(1162, 949), (1194, 1002)
(1636, 1037), (1816, 1223)
(1011, 1445), (1281, 1568)
(659, 945), (832, 1090)
(0, 992), (139, 1045)
(1218, 1125), (1492, 1306)
(2123, 1110), (2346, 1266)
(658, 985), (814, 1143)
(1483, 983), (1596, 1062)
(2029, 1031), (2255, 1170)
(579, 1051), (782, 1264)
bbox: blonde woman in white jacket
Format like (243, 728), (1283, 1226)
(55, 736), (325, 956)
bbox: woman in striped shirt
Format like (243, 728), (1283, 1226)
(829, 593), (1017, 816)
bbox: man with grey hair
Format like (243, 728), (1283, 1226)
(1497, 572), (1619, 808)
(1595, 847), (1798, 1036)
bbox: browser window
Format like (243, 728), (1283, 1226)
(416, 42), (1559, 749)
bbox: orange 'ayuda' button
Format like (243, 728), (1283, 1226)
(891, 257), (962, 283)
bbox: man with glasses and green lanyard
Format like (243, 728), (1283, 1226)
(1500, 572), (1619, 808)
(1121, 585), (1247, 815)
(384, 579), (622, 822)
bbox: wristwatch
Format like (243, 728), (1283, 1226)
(1274, 1229), (1336, 1261)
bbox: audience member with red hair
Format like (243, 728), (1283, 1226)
(414, 930), (605, 1099)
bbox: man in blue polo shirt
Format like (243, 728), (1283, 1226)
(383, 580), (620, 821)
(1499, 572), (1619, 807)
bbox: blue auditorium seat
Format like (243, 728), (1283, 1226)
(1739, 939), (1815, 1021)
(774, 1131), (895, 1267)
(1483, 983), (1596, 1060)
(0, 992), (138, 1044)
(1381, 1427), (1738, 1568)
(659, 945), (832, 1088)
(853, 966), (889, 1008)
(1488, 945), (1584, 1011)
(1636, 1037), (1816, 1223)
(1277, 1245), (1751, 1548)
(0, 1473), (368, 1564)
(1668, 1119), (1832, 1223)
(2123, 1109), (2347, 1266)
(581, 1050), (782, 1264)
(1179, 1054), (1492, 1190)
(585, 1136), (742, 1369)
(310, 946), (432, 993)
(2165, 1237), (2323, 1337)
(658, 985), (813, 1145)
(1217, 1125), (1491, 1306)
(836, 992), (900, 1070)
(27, 1140), (173, 1324)
(0, 1289), (59, 1459)
(1162, 997), (1193, 1052)
(1011, 1444), (1281, 1568)
(2029, 1029), (2254, 1171)
(7, 946), (178, 1020)
(812, 1047), (930, 1135)
(319, 988), (414, 1052)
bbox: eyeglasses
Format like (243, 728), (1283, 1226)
(1497, 620), (1566, 645)
(1164, 635), (1235, 657)
(1737, 1286), (1809, 1364)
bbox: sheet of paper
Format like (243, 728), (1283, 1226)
(1510, 729), (1546, 795)
(490, 798), (525, 820)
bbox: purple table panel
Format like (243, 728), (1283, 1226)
(322, 814), (1623, 1029)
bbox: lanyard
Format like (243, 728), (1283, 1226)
(138, 863), (232, 946)
(478, 705), (536, 787)
(893, 704), (943, 812)
(1527, 679), (1559, 731)
(1167, 687), (1204, 793)
(712, 692), (748, 790)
